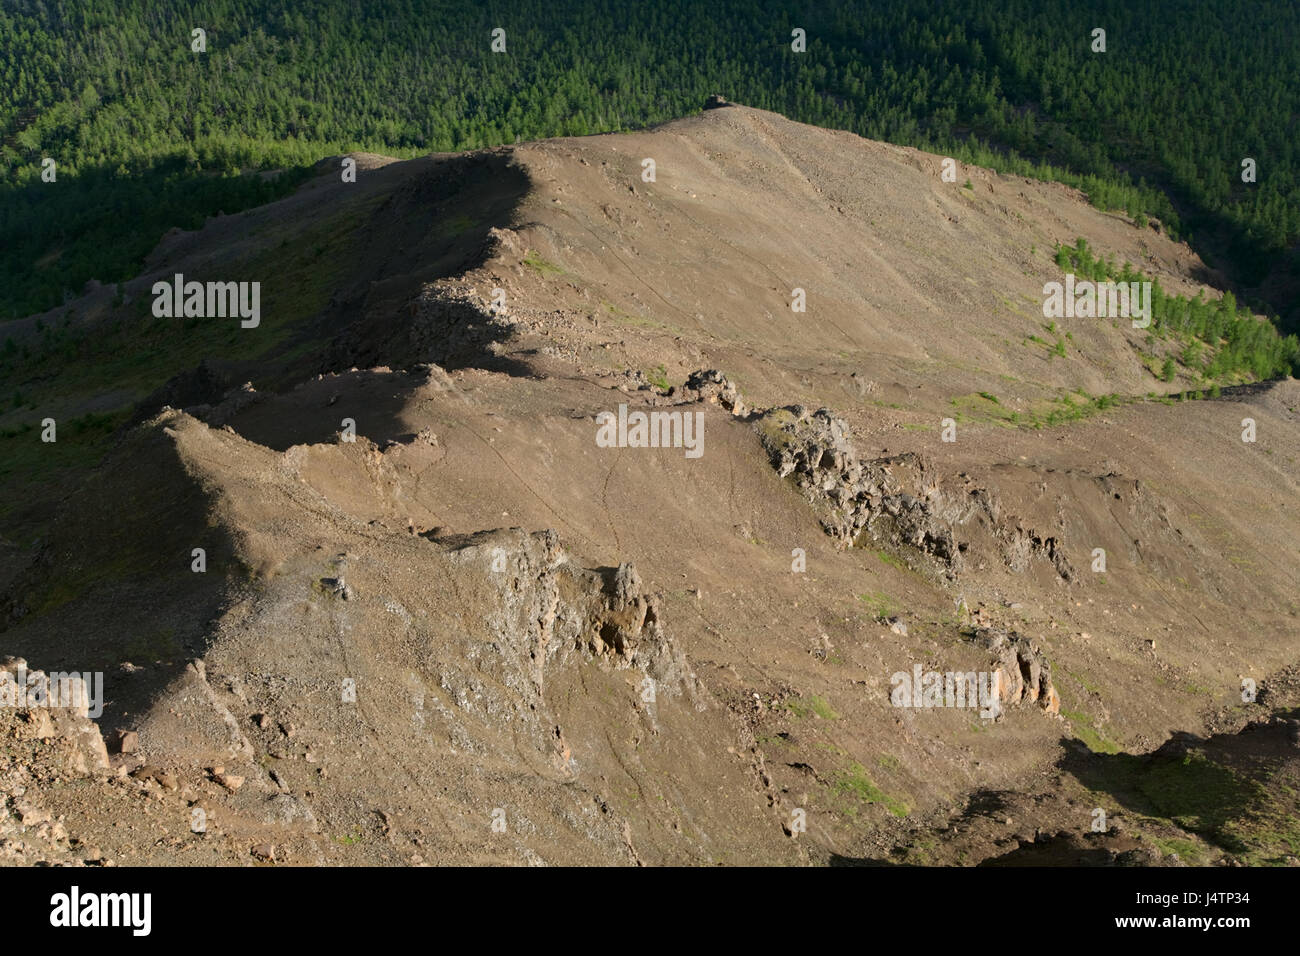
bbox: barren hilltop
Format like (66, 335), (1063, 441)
(3, 104), (1298, 866)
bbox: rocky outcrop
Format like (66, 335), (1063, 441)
(753, 404), (1087, 586)
(1000, 526), (1074, 581)
(669, 369), (748, 416)
(969, 628), (1060, 716)
(618, 367), (749, 415)
(0, 657), (111, 865)
(0, 658), (109, 775)
(444, 528), (700, 708)
(755, 405), (962, 571)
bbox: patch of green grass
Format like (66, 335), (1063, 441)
(1063, 667), (1101, 695)
(522, 250), (564, 276)
(833, 762), (909, 817)
(874, 549), (907, 571)
(1149, 835), (1210, 864)
(335, 828), (364, 846)
(647, 364), (669, 390)
(787, 694), (839, 720)
(1025, 391), (1125, 429)
(814, 741), (849, 757)
(1062, 709), (1121, 754)
(948, 392), (1019, 426)
(858, 590), (899, 621)
(1137, 752), (1259, 840)
(600, 300), (675, 332)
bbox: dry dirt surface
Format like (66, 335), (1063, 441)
(3, 103), (1299, 866)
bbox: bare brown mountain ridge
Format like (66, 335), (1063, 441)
(3, 103), (1299, 866)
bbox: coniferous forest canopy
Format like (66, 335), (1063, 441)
(2, 0), (1298, 343)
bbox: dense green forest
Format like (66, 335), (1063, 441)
(1056, 238), (1300, 382)
(3, 0), (1298, 343)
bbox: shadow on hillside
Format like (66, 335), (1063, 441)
(1054, 715), (1300, 862)
(0, 420), (243, 730)
(219, 366), (436, 452)
(125, 149), (534, 446)
(826, 854), (905, 866)
(0, 157), (311, 328)
(978, 832), (1127, 866)
(1153, 182), (1300, 335)
(311, 149), (534, 379)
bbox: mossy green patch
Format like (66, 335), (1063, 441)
(786, 694), (839, 720)
(523, 250), (564, 276)
(1136, 752), (1258, 839)
(833, 762), (909, 817)
(1063, 709), (1121, 754)
(873, 549), (907, 571)
(858, 590), (900, 621)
